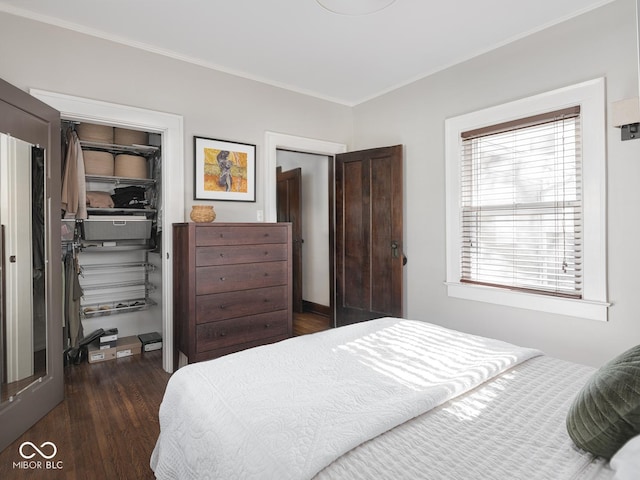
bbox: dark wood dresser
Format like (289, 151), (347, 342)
(173, 222), (293, 363)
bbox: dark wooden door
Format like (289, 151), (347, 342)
(276, 166), (303, 313)
(335, 145), (403, 326)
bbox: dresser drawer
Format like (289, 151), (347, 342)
(194, 334), (289, 363)
(196, 225), (287, 246)
(196, 261), (288, 295)
(196, 285), (288, 323)
(196, 243), (288, 267)
(196, 310), (289, 353)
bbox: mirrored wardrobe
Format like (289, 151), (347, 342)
(0, 78), (63, 452)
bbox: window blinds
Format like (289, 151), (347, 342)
(460, 106), (582, 298)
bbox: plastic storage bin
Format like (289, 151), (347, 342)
(81, 216), (151, 240)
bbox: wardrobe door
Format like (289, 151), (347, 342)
(0, 78), (63, 453)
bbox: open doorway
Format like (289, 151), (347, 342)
(276, 150), (330, 326)
(265, 132), (347, 332)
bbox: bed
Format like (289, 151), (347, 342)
(150, 317), (639, 479)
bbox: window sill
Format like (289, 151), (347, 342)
(445, 282), (610, 322)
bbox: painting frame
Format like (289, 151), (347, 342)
(193, 136), (256, 202)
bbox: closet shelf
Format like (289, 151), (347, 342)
(86, 207), (156, 215)
(80, 140), (159, 156)
(81, 298), (157, 319)
(79, 243), (152, 252)
(80, 261), (156, 273)
(85, 174), (156, 186)
(81, 280), (156, 291)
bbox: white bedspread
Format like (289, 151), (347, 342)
(150, 317), (541, 480)
(315, 355), (613, 480)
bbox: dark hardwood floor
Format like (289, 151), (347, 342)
(0, 313), (331, 479)
(293, 311), (332, 336)
(0, 350), (169, 480)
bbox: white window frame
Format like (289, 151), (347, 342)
(445, 78), (609, 321)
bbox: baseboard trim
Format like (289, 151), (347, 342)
(302, 300), (330, 318)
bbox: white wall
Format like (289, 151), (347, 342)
(353, 0), (640, 367)
(0, 11), (353, 223)
(276, 150), (330, 307)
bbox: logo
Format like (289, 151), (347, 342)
(19, 441), (57, 460)
(13, 441), (63, 471)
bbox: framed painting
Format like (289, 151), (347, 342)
(194, 136), (256, 202)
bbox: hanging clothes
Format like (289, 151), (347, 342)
(64, 252), (84, 348)
(61, 129), (87, 219)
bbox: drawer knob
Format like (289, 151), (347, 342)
(219, 331), (226, 337)
(220, 277), (226, 281)
(219, 304), (226, 309)
(264, 323), (271, 328)
(219, 253), (224, 258)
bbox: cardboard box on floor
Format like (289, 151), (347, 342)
(88, 335), (141, 363)
(116, 335), (142, 358)
(88, 343), (116, 363)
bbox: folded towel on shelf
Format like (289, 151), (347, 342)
(86, 191), (115, 208)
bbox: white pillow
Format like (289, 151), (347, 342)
(611, 434), (640, 480)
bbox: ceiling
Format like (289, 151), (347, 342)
(0, 0), (616, 106)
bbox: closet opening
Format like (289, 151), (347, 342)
(31, 88), (185, 374)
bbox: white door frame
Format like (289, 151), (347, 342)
(264, 132), (346, 222)
(30, 89), (184, 373)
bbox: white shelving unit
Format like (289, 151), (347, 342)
(67, 123), (163, 336)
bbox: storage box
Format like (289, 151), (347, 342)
(81, 217), (151, 240)
(100, 328), (118, 344)
(83, 150), (115, 176)
(114, 154), (148, 179)
(138, 332), (162, 352)
(88, 343), (116, 363)
(77, 123), (114, 144)
(116, 335), (142, 358)
(114, 128), (147, 146)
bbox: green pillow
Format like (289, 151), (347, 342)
(566, 345), (640, 459)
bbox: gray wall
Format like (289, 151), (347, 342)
(0, 11), (352, 223)
(353, 0), (640, 366)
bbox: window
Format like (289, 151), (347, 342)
(460, 106), (582, 297)
(445, 79), (608, 321)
